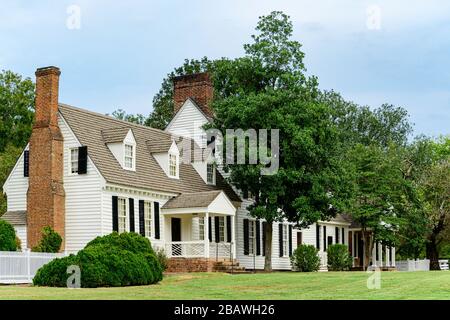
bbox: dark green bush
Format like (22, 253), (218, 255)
(291, 244), (320, 272)
(33, 232), (163, 287)
(0, 220), (17, 251)
(32, 226), (62, 253)
(327, 244), (353, 271)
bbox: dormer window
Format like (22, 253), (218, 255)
(169, 153), (178, 178)
(124, 144), (135, 170)
(207, 163), (215, 185)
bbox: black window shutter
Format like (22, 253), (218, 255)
(316, 224), (320, 249)
(289, 225), (293, 257)
(112, 196), (118, 232)
(208, 217), (212, 242)
(129, 198), (135, 232)
(255, 220), (261, 256)
(243, 219), (249, 255)
(323, 226), (327, 251)
(78, 146), (88, 174)
(154, 202), (160, 239)
(226, 216), (232, 243)
(342, 228), (345, 244)
(335, 227), (339, 244)
(139, 200), (145, 236)
(23, 150), (29, 177)
(279, 223), (283, 257)
(214, 216), (220, 243)
(262, 222), (267, 256)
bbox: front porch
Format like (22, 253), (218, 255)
(160, 191), (238, 272)
(349, 230), (396, 269)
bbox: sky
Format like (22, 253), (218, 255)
(1, 0), (449, 137)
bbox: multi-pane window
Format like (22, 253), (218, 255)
(144, 201), (152, 238)
(169, 153), (177, 177)
(207, 163), (215, 184)
(249, 220), (255, 255)
(282, 224), (288, 257)
(118, 198), (127, 233)
(198, 217), (205, 240)
(218, 217), (225, 242)
(124, 144), (134, 169)
(70, 148), (79, 174)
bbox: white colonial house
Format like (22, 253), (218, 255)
(1, 67), (395, 272)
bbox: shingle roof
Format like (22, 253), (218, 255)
(1, 211), (27, 225)
(162, 191), (222, 209)
(101, 127), (131, 144)
(58, 104), (241, 203)
(340, 214), (360, 228)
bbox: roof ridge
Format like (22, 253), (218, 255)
(58, 103), (173, 136)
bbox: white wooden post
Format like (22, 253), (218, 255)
(372, 243), (376, 266)
(385, 246), (390, 267)
(204, 212), (209, 258)
(231, 215), (236, 259)
(391, 247), (396, 267)
(26, 249), (31, 282)
(378, 242), (383, 267)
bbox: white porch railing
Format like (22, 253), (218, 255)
(0, 250), (65, 284)
(165, 241), (205, 258)
(210, 242), (233, 261)
(395, 259), (430, 271)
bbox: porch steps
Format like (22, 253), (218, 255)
(213, 260), (248, 274)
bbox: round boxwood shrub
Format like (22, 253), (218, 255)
(0, 220), (17, 251)
(327, 244), (353, 271)
(33, 232), (163, 287)
(291, 244), (320, 272)
(32, 226), (62, 253)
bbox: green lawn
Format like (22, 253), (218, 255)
(0, 271), (449, 300)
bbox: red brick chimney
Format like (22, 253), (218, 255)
(27, 66), (65, 251)
(173, 72), (213, 117)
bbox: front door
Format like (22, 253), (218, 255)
(171, 218), (182, 256)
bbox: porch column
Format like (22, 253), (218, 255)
(391, 247), (396, 267)
(378, 242), (383, 267)
(204, 212), (210, 258)
(372, 243), (376, 266)
(385, 245), (390, 267)
(231, 215), (236, 259)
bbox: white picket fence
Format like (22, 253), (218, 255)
(395, 259), (430, 271)
(0, 250), (65, 284)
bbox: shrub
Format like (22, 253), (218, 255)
(33, 232), (163, 287)
(32, 226), (62, 253)
(291, 244), (320, 272)
(0, 220), (17, 251)
(155, 248), (168, 271)
(327, 244), (352, 271)
(15, 236), (22, 251)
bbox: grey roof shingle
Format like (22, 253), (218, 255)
(58, 104), (241, 203)
(1, 211), (27, 225)
(162, 191), (222, 209)
(101, 127), (131, 144)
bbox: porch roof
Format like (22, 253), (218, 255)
(161, 190), (236, 216)
(1, 211), (27, 225)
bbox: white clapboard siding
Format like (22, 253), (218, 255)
(166, 100), (209, 147)
(14, 226), (27, 250)
(3, 146), (28, 212)
(59, 116), (104, 254)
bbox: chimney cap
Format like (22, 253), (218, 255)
(35, 66), (61, 77)
(173, 72), (211, 85)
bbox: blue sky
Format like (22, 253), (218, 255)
(1, 0), (449, 137)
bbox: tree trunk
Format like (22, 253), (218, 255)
(264, 222), (273, 272)
(426, 235), (441, 271)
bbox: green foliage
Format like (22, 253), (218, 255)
(290, 245), (320, 272)
(0, 220), (17, 251)
(155, 248), (168, 272)
(0, 145), (22, 215)
(33, 232), (163, 287)
(327, 244), (352, 271)
(0, 70), (35, 152)
(32, 227), (62, 253)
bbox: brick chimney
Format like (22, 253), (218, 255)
(173, 72), (213, 117)
(27, 66), (65, 251)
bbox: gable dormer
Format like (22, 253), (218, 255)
(148, 139), (180, 179)
(102, 127), (136, 171)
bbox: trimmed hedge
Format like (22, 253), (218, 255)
(327, 244), (352, 271)
(291, 244), (320, 272)
(33, 232), (163, 287)
(0, 220), (17, 251)
(32, 226), (62, 253)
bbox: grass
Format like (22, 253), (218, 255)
(0, 271), (449, 300)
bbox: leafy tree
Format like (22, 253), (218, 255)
(110, 109), (147, 126)
(0, 70), (35, 152)
(0, 145), (22, 215)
